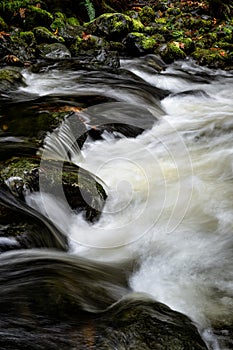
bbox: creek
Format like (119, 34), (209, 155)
(1, 57), (233, 349)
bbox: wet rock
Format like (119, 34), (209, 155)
(192, 47), (230, 69)
(124, 32), (157, 55)
(70, 34), (109, 56)
(37, 43), (71, 59)
(0, 68), (26, 92)
(0, 185), (68, 251)
(0, 157), (107, 222)
(86, 13), (134, 41)
(158, 42), (186, 63)
(58, 24), (85, 45)
(23, 6), (54, 30)
(139, 6), (156, 25)
(33, 26), (64, 44)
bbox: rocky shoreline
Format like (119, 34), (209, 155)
(0, 0), (232, 70)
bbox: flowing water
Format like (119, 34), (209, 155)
(2, 57), (233, 349)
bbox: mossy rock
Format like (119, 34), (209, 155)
(86, 13), (134, 41)
(192, 47), (230, 68)
(158, 42), (186, 63)
(37, 43), (71, 59)
(0, 68), (26, 92)
(19, 31), (36, 45)
(58, 24), (85, 45)
(50, 17), (66, 31)
(124, 32), (157, 55)
(139, 6), (156, 25)
(23, 5), (53, 30)
(0, 157), (107, 222)
(70, 35), (109, 56)
(0, 31), (36, 62)
(66, 16), (80, 27)
(33, 26), (64, 44)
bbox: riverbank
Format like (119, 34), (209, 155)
(0, 0), (232, 70)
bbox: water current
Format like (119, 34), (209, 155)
(10, 57), (233, 349)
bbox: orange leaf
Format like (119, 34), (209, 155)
(54, 28), (59, 35)
(82, 32), (91, 40)
(220, 51), (226, 57)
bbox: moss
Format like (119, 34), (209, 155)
(0, 15), (8, 31)
(54, 11), (66, 21)
(192, 48), (228, 68)
(66, 17), (80, 26)
(159, 42), (186, 63)
(167, 7), (181, 16)
(180, 37), (195, 54)
(24, 6), (53, 30)
(33, 26), (64, 44)
(139, 6), (156, 25)
(125, 32), (157, 55)
(50, 17), (66, 31)
(0, 68), (26, 91)
(131, 18), (144, 32)
(70, 35), (109, 56)
(19, 31), (35, 45)
(155, 18), (167, 25)
(86, 13), (133, 40)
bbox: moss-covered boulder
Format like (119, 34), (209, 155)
(33, 26), (64, 44)
(23, 5), (53, 30)
(158, 42), (186, 63)
(139, 6), (156, 25)
(0, 2), (53, 30)
(124, 32), (157, 56)
(0, 68), (26, 92)
(37, 43), (71, 59)
(86, 13), (134, 41)
(70, 35), (109, 56)
(1, 31), (36, 63)
(0, 157), (107, 222)
(192, 47), (231, 69)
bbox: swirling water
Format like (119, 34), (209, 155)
(20, 58), (233, 349)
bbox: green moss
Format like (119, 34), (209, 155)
(139, 6), (156, 25)
(24, 6), (53, 30)
(131, 18), (144, 32)
(159, 42), (186, 63)
(192, 48), (228, 68)
(19, 31), (35, 45)
(0, 15), (8, 31)
(86, 13), (133, 40)
(167, 7), (181, 16)
(33, 26), (64, 44)
(66, 17), (80, 26)
(51, 18), (66, 31)
(54, 11), (66, 21)
(155, 18), (167, 25)
(0, 68), (25, 91)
